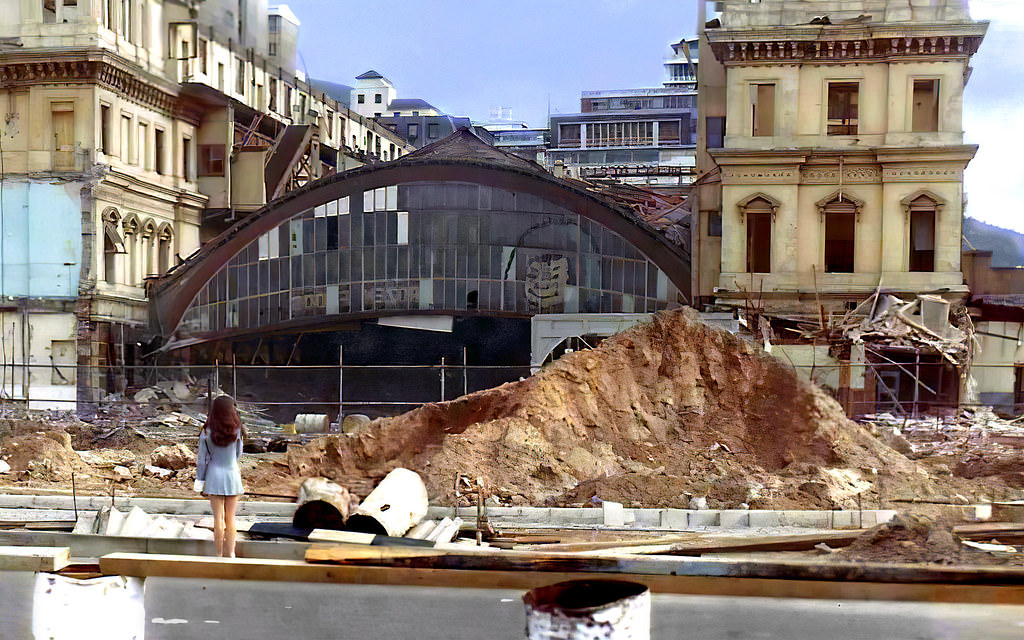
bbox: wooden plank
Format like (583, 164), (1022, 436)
(0, 494), (296, 517)
(535, 531), (865, 554)
(98, 552), (1024, 605)
(303, 544), (1024, 586)
(307, 530), (436, 548)
(0, 545), (71, 572)
(0, 530), (310, 562)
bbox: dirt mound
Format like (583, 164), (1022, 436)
(1, 430), (78, 481)
(284, 309), (926, 507)
(840, 513), (1003, 565)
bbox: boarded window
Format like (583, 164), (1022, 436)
(912, 79), (939, 132)
(744, 198), (773, 273)
(827, 82), (859, 135)
(751, 84), (775, 136)
(824, 199), (856, 273)
(154, 128), (165, 174)
(51, 103), (75, 169)
(658, 120), (680, 143)
(198, 144), (225, 176)
(909, 196), (937, 272)
(559, 124), (581, 147)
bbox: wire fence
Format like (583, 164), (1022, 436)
(0, 358), (1020, 423)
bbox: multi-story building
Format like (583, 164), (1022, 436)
(477, 108), (548, 165)
(546, 38), (699, 189)
(692, 0), (987, 415)
(0, 0), (411, 409)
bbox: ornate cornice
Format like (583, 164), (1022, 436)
(0, 49), (201, 126)
(708, 31), (984, 65)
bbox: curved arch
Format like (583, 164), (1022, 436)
(149, 141), (691, 337)
(101, 206), (121, 224)
(141, 219), (157, 238)
(816, 190), (865, 220)
(156, 221), (174, 240)
(122, 213), (140, 235)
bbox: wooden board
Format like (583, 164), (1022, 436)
(308, 530), (436, 548)
(534, 531), (866, 555)
(0, 545), (71, 572)
(98, 552), (1024, 605)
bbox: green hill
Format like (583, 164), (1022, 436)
(963, 217), (1024, 268)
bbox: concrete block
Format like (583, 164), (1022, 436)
(118, 507), (151, 537)
(633, 509), (662, 528)
(103, 507), (125, 536)
(719, 510), (749, 528)
(550, 508), (598, 525)
(961, 504), (991, 522)
(829, 511), (859, 529)
(748, 511), (782, 528)
(688, 511), (720, 528)
(778, 511), (830, 528)
(602, 501), (625, 527)
(660, 509), (690, 530)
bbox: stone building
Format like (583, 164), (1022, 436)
(0, 0), (411, 409)
(692, 0), (987, 415)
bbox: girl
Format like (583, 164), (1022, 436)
(197, 395), (245, 557)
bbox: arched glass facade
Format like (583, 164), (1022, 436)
(178, 181), (680, 336)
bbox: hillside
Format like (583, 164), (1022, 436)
(964, 217), (1024, 267)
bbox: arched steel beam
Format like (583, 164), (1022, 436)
(149, 159), (691, 336)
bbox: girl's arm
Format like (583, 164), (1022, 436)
(235, 435), (243, 460)
(197, 433), (210, 481)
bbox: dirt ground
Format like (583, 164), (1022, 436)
(2, 309), (1023, 514)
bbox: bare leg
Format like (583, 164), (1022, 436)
(222, 494), (239, 558)
(209, 495), (225, 556)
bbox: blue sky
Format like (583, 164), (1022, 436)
(288, 0), (1023, 233)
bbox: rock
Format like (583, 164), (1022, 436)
(113, 465), (132, 480)
(78, 449), (136, 468)
(0, 459), (10, 474)
(144, 465), (173, 479)
(169, 381), (192, 402)
(133, 388), (158, 403)
(44, 431), (72, 448)
(150, 444), (196, 471)
(689, 496), (708, 510)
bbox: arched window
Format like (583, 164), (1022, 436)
(141, 220), (156, 277)
(101, 208), (124, 285)
(902, 192), (942, 272)
(157, 224), (173, 274)
(817, 192), (863, 274)
(738, 193), (779, 274)
(122, 214), (139, 285)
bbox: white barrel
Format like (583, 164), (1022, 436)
(523, 580), (650, 640)
(294, 414), (330, 434)
(346, 467), (428, 537)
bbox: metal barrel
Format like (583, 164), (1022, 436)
(523, 580), (650, 640)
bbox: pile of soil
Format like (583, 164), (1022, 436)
(282, 309), (933, 508)
(839, 513), (1004, 565)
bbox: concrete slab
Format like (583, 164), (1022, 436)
(660, 509), (690, 530)
(688, 511), (720, 528)
(777, 511), (830, 528)
(602, 502), (625, 527)
(748, 512), (783, 528)
(719, 511), (750, 528)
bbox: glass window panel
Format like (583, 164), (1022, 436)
(258, 234), (269, 260)
(456, 280), (467, 309)
(376, 212), (388, 245)
(362, 190), (373, 213)
(248, 264), (258, 295)
(468, 246), (480, 278)
(375, 248), (385, 279)
(446, 214), (458, 244)
(444, 248), (456, 278)
(444, 280), (457, 308)
(363, 248), (375, 281)
(315, 252), (327, 286)
(362, 213), (375, 246)
(314, 204), (327, 218)
(386, 185), (398, 210)
(289, 219), (302, 255)
(291, 255), (302, 286)
(326, 200), (337, 216)
(350, 283), (361, 310)
(339, 250), (350, 282)
(326, 217), (339, 251)
(326, 250), (339, 283)
(387, 212), (398, 244)
(374, 187), (386, 211)
(339, 196), (349, 215)
(397, 212), (409, 245)
(302, 254), (314, 285)
(389, 247), (399, 279)
(456, 246), (468, 278)
(303, 219), (314, 252)
(315, 218), (327, 251)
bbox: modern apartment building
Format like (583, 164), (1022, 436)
(0, 0), (411, 409)
(546, 38), (699, 189)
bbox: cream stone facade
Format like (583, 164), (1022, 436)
(696, 0), (986, 314)
(0, 0), (412, 409)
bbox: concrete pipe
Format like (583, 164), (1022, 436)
(344, 468), (428, 537)
(293, 477), (352, 530)
(523, 580), (650, 640)
(294, 414), (330, 434)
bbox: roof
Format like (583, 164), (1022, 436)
(309, 79), (353, 106)
(356, 70), (386, 80)
(387, 98), (437, 112)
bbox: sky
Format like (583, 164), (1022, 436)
(288, 0), (1024, 234)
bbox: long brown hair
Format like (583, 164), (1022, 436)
(204, 395), (243, 446)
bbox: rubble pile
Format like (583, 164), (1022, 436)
(284, 309), (938, 508)
(863, 410), (1024, 488)
(839, 513), (1006, 565)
